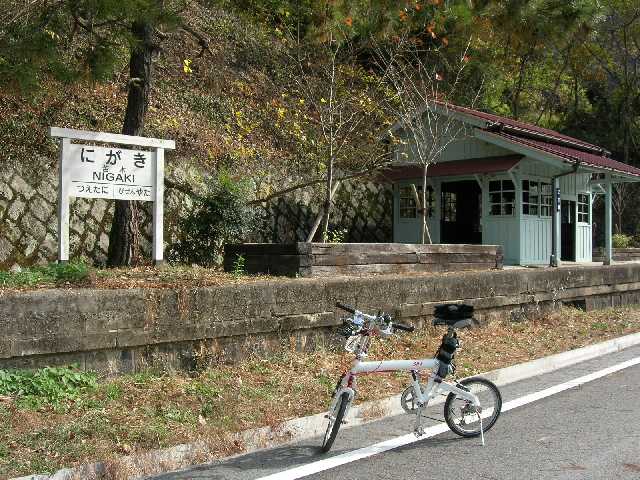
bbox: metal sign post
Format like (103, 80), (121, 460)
(50, 127), (175, 265)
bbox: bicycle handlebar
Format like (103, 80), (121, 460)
(336, 302), (357, 314)
(336, 301), (415, 334)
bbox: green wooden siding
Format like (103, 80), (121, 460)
(391, 141), (594, 265)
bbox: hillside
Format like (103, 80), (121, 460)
(0, 4), (393, 268)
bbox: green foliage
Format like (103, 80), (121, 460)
(612, 233), (632, 249)
(0, 0), (178, 92)
(231, 254), (247, 277)
(324, 228), (348, 243)
(0, 366), (97, 407)
(169, 172), (256, 266)
(0, 262), (89, 288)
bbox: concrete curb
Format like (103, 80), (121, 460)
(11, 331), (640, 480)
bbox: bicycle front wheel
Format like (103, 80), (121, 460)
(321, 391), (350, 452)
(444, 377), (502, 437)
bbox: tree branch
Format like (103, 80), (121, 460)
(181, 24), (212, 58)
(247, 162), (392, 206)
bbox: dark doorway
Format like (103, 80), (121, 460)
(561, 200), (576, 261)
(440, 180), (482, 244)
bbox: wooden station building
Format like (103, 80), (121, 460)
(381, 104), (640, 266)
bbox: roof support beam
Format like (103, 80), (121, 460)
(551, 176), (562, 267)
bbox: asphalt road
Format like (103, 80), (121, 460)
(151, 344), (640, 480)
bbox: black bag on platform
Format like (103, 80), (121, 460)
(434, 304), (474, 320)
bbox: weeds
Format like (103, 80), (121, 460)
(0, 365), (97, 407)
(591, 321), (609, 331)
(231, 254), (246, 277)
(0, 262), (89, 287)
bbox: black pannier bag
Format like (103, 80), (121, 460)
(435, 334), (459, 378)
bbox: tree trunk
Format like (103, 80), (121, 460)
(107, 20), (154, 267)
(321, 155), (334, 242)
(421, 163), (432, 244)
(512, 52), (530, 120)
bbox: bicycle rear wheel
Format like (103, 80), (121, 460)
(444, 377), (502, 437)
(321, 391), (350, 452)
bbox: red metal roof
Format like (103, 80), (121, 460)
(379, 155), (522, 182)
(444, 104), (640, 178)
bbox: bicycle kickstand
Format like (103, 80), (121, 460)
(413, 406), (425, 437)
(479, 413), (485, 447)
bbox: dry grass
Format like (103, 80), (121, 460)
(2, 306), (640, 478)
(0, 264), (277, 292)
(91, 265), (274, 289)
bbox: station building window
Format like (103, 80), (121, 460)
(399, 185), (434, 219)
(489, 179), (515, 216)
(578, 193), (590, 223)
(522, 180), (552, 217)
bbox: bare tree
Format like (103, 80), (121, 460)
(286, 30), (394, 242)
(373, 36), (480, 244)
(613, 183), (634, 234)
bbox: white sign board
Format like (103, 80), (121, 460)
(64, 144), (155, 201)
(50, 127), (175, 265)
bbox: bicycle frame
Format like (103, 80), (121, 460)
(330, 355), (481, 418)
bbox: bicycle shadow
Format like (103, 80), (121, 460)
(150, 444), (327, 479)
(151, 428), (481, 479)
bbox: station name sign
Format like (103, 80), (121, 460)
(50, 127), (175, 265)
(64, 144), (155, 201)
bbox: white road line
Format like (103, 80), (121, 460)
(256, 356), (640, 480)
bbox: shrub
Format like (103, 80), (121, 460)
(169, 172), (256, 266)
(612, 233), (632, 249)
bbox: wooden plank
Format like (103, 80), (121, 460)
(223, 243), (500, 276)
(224, 257), (304, 274)
(245, 254), (309, 267)
(310, 243), (420, 255)
(311, 252), (498, 266)
(312, 253), (420, 266)
(310, 262), (496, 276)
(49, 127), (176, 149)
(310, 243), (499, 255)
(417, 253), (499, 264)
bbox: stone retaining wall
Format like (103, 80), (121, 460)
(0, 161), (392, 269)
(1, 263), (639, 374)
